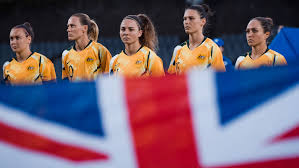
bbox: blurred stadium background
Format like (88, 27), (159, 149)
(0, 0), (298, 80)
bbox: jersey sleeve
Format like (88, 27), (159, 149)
(109, 55), (119, 75)
(167, 45), (182, 74)
(41, 56), (56, 82)
(274, 54), (287, 66)
(235, 56), (246, 70)
(149, 55), (165, 77)
(99, 46), (112, 73)
(61, 50), (69, 80)
(210, 46), (226, 72)
(2, 61), (9, 82)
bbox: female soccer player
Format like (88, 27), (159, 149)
(168, 4), (226, 74)
(3, 22), (56, 85)
(235, 17), (287, 69)
(109, 14), (164, 77)
(62, 13), (112, 81)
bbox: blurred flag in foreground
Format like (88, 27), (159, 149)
(0, 66), (299, 168)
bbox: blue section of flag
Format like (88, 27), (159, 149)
(216, 65), (299, 126)
(270, 27), (299, 62)
(0, 81), (104, 137)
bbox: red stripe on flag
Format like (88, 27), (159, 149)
(125, 75), (200, 168)
(208, 157), (299, 168)
(0, 121), (108, 162)
(271, 124), (299, 143)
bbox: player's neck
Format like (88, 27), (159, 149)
(188, 32), (204, 50)
(16, 48), (32, 63)
(75, 36), (90, 51)
(124, 42), (142, 56)
(251, 43), (268, 60)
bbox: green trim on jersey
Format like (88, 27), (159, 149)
(123, 45), (143, 55)
(180, 41), (187, 47)
(186, 36), (207, 49)
(72, 40), (92, 51)
(248, 47), (270, 59)
(273, 55), (277, 66)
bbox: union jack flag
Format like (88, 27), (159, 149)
(0, 66), (298, 168)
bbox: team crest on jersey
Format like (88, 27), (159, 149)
(27, 66), (35, 71)
(136, 60), (142, 64)
(198, 55), (205, 59)
(87, 57), (94, 62)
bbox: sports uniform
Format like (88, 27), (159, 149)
(109, 46), (164, 77)
(3, 52), (56, 85)
(62, 40), (112, 81)
(168, 37), (226, 74)
(213, 38), (234, 71)
(235, 49), (287, 70)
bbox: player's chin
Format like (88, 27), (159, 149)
(184, 29), (192, 34)
(68, 36), (75, 41)
(247, 41), (255, 47)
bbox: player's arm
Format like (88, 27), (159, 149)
(61, 50), (69, 80)
(2, 61), (9, 83)
(41, 56), (56, 83)
(149, 55), (165, 77)
(235, 56), (245, 70)
(274, 55), (287, 66)
(168, 45), (181, 74)
(210, 46), (226, 72)
(100, 46), (112, 73)
(109, 55), (119, 76)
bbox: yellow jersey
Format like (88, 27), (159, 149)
(168, 37), (226, 74)
(62, 40), (112, 81)
(3, 52), (56, 85)
(109, 46), (164, 77)
(235, 49), (287, 70)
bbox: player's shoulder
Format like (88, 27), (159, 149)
(31, 52), (53, 66)
(172, 41), (185, 55)
(235, 51), (250, 69)
(62, 46), (72, 60)
(30, 52), (43, 61)
(3, 60), (11, 71)
(268, 49), (284, 58)
(93, 41), (111, 54)
(109, 54), (119, 67)
(93, 41), (106, 50)
(180, 41), (187, 47)
(62, 43), (73, 54)
(33, 52), (47, 59)
(63, 43), (73, 52)
(142, 46), (156, 55)
(142, 47), (162, 62)
(139, 46), (153, 58)
(111, 53), (119, 60)
(205, 37), (220, 49)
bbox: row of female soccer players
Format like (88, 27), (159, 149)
(3, 4), (287, 85)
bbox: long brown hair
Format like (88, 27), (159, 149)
(71, 13), (99, 41)
(123, 14), (158, 52)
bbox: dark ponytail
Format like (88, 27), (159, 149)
(123, 14), (158, 52)
(13, 22), (35, 42)
(185, 4), (214, 35)
(251, 17), (274, 35)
